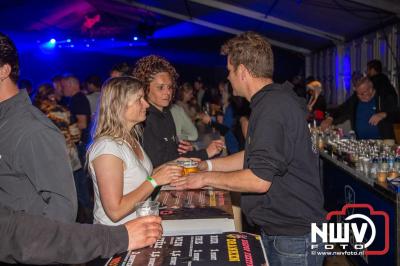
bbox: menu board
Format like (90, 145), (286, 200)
(157, 189), (234, 220)
(105, 232), (268, 266)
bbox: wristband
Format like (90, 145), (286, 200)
(146, 176), (158, 188)
(206, 160), (213, 171)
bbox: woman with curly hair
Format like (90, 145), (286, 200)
(132, 55), (225, 168)
(87, 77), (182, 225)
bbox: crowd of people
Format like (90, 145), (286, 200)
(0, 31), (244, 264)
(1, 28), (399, 266)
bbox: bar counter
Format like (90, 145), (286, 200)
(89, 188), (269, 266)
(320, 152), (399, 266)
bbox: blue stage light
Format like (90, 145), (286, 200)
(133, 36), (138, 41)
(67, 39), (71, 43)
(41, 38), (57, 49)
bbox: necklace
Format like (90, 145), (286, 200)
(132, 139), (138, 149)
(122, 139), (137, 150)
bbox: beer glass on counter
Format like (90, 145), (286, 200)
(177, 160), (199, 175)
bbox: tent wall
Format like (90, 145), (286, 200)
(306, 23), (400, 106)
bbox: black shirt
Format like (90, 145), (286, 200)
(370, 73), (398, 101)
(242, 82), (326, 236)
(143, 104), (208, 168)
(67, 92), (91, 144)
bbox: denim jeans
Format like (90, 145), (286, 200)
(261, 231), (325, 266)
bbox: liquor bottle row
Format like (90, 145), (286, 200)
(310, 126), (400, 183)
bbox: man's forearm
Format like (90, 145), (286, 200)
(203, 169), (270, 193)
(211, 151), (244, 172)
(0, 206), (128, 264)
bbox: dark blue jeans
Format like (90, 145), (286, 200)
(261, 231), (325, 266)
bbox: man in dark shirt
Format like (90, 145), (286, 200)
(52, 74), (69, 107)
(62, 75), (91, 146)
(367, 59), (398, 101)
(61, 74), (92, 216)
(0, 32), (77, 223)
(321, 77), (398, 139)
(172, 32), (326, 266)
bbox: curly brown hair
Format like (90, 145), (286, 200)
(132, 55), (179, 95)
(221, 31), (273, 79)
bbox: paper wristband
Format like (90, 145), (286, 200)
(206, 160), (213, 171)
(146, 176), (158, 188)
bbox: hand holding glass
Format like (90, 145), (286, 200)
(135, 201), (160, 217)
(177, 160), (199, 175)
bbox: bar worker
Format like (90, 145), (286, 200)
(172, 31), (327, 266)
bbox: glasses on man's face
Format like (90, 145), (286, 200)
(356, 88), (374, 101)
(356, 90), (371, 97)
(356, 84), (373, 96)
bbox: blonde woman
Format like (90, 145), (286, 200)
(88, 77), (182, 225)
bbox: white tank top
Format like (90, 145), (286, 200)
(88, 137), (153, 225)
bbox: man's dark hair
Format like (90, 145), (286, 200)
(354, 76), (373, 89)
(367, 59), (382, 73)
(111, 62), (132, 76)
(0, 32), (19, 83)
(52, 74), (63, 83)
(86, 75), (102, 88)
(221, 31), (274, 79)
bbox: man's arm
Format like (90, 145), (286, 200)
(172, 169), (270, 193)
(199, 151), (244, 172)
(321, 94), (356, 130)
(328, 94), (356, 123)
(18, 129), (78, 222)
(0, 205), (127, 264)
(174, 115), (289, 194)
(0, 205), (162, 265)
